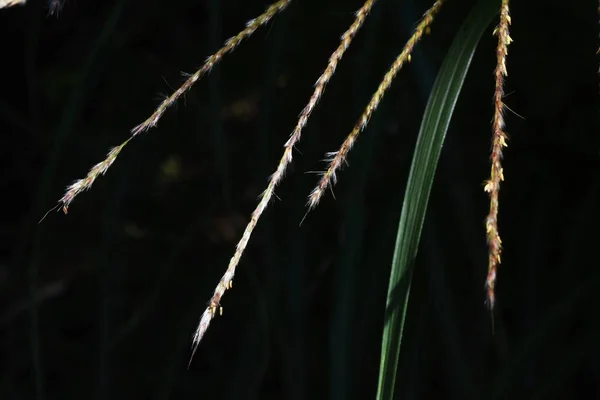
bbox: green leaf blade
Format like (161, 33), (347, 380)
(376, 1), (500, 399)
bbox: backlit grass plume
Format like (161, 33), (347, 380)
(306, 0), (444, 211)
(190, 0), (378, 354)
(483, 0), (511, 310)
(56, 0), (291, 214)
(42, 0), (592, 391)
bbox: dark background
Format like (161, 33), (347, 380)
(1, 0), (599, 398)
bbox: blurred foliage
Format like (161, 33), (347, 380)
(0, 0), (599, 399)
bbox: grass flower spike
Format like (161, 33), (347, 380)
(306, 0), (445, 210)
(40, 0), (592, 386)
(59, 140), (131, 213)
(57, 0), (291, 214)
(190, 0), (378, 356)
(484, 0), (512, 310)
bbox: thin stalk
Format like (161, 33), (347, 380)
(189, 0), (377, 354)
(56, 0), (291, 213)
(306, 0), (445, 210)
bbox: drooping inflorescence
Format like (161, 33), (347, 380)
(306, 0), (445, 211)
(190, 0), (379, 356)
(56, 0), (291, 214)
(484, 0), (512, 310)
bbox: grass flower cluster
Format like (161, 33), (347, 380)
(53, 0), (503, 362)
(37, 0), (597, 396)
(484, 0), (511, 310)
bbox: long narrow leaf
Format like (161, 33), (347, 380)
(376, 1), (499, 398)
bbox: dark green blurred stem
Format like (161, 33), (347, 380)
(376, 1), (499, 398)
(531, 327), (599, 400)
(95, 157), (131, 400)
(421, 208), (477, 397)
(521, 165), (552, 392)
(257, 0), (286, 313)
(97, 263), (112, 400)
(26, 3), (44, 398)
(260, 10), (307, 392)
(20, 2), (125, 398)
(224, 270), (272, 399)
(398, 3), (484, 391)
(278, 141), (308, 399)
(529, 172), (600, 398)
(488, 265), (600, 400)
(222, 12), (288, 381)
(151, 216), (213, 398)
(208, 0), (231, 210)
(431, 122), (491, 395)
(329, 2), (383, 399)
(421, 105), (491, 395)
(279, 220), (307, 400)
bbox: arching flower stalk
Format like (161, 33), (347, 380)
(306, 0), (445, 210)
(56, 0), (291, 214)
(191, 0), (378, 356)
